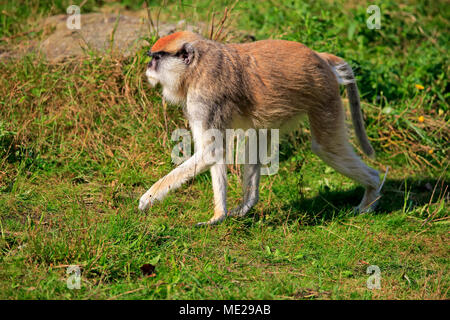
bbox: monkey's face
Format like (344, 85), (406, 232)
(145, 44), (194, 90)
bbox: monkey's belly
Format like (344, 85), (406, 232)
(230, 111), (307, 136)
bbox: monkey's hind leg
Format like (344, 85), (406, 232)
(309, 101), (381, 213)
(229, 135), (262, 218)
(228, 163), (261, 217)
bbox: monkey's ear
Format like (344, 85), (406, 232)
(178, 43), (194, 65)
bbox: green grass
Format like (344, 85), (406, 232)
(0, 0), (448, 299)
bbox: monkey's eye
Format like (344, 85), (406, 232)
(151, 52), (167, 61)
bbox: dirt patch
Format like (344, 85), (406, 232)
(0, 11), (204, 63)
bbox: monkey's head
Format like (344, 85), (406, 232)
(146, 31), (202, 103)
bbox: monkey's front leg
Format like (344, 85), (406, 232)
(196, 163), (228, 226)
(139, 145), (228, 226)
(138, 150), (211, 211)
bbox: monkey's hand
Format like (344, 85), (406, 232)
(138, 192), (153, 211)
(139, 175), (174, 211)
(138, 184), (160, 211)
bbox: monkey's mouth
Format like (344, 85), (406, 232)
(145, 68), (159, 87)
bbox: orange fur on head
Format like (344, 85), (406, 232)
(151, 31), (202, 54)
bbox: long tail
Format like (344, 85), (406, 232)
(318, 52), (375, 158)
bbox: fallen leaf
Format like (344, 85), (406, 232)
(140, 264), (156, 277)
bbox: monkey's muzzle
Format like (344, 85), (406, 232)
(147, 59), (156, 70)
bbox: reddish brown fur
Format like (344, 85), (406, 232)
(141, 31), (381, 223)
(150, 32), (342, 130)
(229, 41), (340, 129)
(149, 32), (372, 157)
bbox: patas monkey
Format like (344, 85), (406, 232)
(139, 31), (381, 226)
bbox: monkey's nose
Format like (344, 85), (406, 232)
(147, 58), (156, 69)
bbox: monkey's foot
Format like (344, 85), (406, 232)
(195, 213), (227, 227)
(228, 202), (256, 217)
(355, 190), (381, 214)
(228, 206), (247, 217)
(354, 198), (379, 214)
(356, 166), (388, 214)
(228, 206), (242, 217)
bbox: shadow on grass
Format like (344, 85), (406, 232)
(255, 177), (448, 226)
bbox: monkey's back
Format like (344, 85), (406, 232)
(227, 40), (341, 128)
